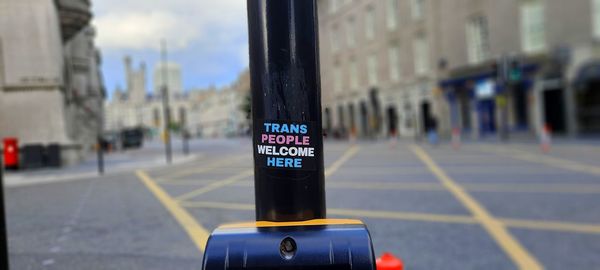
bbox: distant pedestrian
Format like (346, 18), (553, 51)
(427, 117), (439, 146)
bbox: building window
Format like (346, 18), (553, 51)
(593, 0), (600, 38)
(346, 17), (356, 48)
(329, 0), (339, 14)
(367, 54), (378, 86)
(520, 0), (546, 53)
(466, 16), (491, 64)
(350, 58), (359, 89)
(365, 6), (376, 41)
(331, 25), (340, 52)
(389, 46), (401, 82)
(413, 36), (429, 76)
(334, 66), (343, 93)
(411, 0), (425, 20)
(387, 0), (399, 30)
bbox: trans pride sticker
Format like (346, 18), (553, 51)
(255, 120), (317, 170)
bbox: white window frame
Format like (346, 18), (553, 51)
(413, 36), (429, 76)
(466, 16), (491, 64)
(350, 58), (359, 90)
(330, 25), (340, 52)
(593, 0), (600, 38)
(346, 17), (356, 48)
(367, 54), (378, 86)
(389, 46), (401, 82)
(365, 6), (376, 41)
(387, 0), (399, 30)
(411, 0), (425, 20)
(334, 66), (343, 93)
(520, 0), (546, 53)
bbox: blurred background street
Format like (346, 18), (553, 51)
(2, 0), (600, 269)
(5, 139), (600, 269)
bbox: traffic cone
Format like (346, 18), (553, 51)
(451, 127), (461, 150)
(389, 130), (398, 149)
(349, 127), (357, 144)
(376, 253), (404, 270)
(540, 124), (552, 154)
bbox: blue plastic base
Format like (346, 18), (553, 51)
(202, 223), (376, 270)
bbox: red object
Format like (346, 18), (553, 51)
(376, 253), (404, 270)
(3, 138), (19, 168)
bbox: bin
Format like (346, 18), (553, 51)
(45, 144), (61, 168)
(2, 138), (19, 169)
(22, 144), (45, 169)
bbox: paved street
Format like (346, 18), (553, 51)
(5, 139), (600, 270)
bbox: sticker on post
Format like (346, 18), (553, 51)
(255, 121), (317, 170)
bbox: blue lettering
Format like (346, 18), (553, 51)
(267, 157), (276, 167)
(280, 124), (289, 133)
(272, 123), (281, 133)
(294, 159), (302, 168)
(290, 124), (300, 134)
(264, 123), (272, 132)
(300, 125), (308, 134)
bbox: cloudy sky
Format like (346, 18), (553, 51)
(92, 0), (249, 97)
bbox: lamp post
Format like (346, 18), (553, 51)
(161, 40), (173, 164)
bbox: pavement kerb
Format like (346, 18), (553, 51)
(4, 154), (201, 188)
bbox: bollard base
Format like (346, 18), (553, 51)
(202, 219), (376, 270)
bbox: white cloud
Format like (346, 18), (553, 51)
(94, 11), (197, 50)
(92, 0), (247, 52)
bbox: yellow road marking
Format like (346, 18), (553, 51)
(159, 179), (221, 186)
(502, 218), (600, 235)
(159, 155), (249, 181)
(136, 170), (210, 252)
(480, 145), (600, 177)
(180, 201), (600, 235)
(174, 170), (254, 201)
(325, 145), (360, 177)
(226, 180), (600, 194)
(220, 219), (364, 229)
(411, 145), (543, 270)
(179, 201), (478, 225)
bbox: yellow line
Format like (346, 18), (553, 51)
(179, 201), (477, 225)
(501, 218), (600, 235)
(136, 170), (210, 252)
(410, 145), (543, 270)
(179, 201), (600, 235)
(160, 155), (249, 181)
(174, 170), (254, 201)
(480, 145), (600, 177)
(325, 145), (360, 177)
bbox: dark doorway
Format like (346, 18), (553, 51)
(543, 89), (566, 134)
(458, 89), (472, 131)
(577, 80), (600, 134)
(324, 108), (332, 134)
(421, 101), (432, 133)
(477, 99), (496, 135)
(513, 84), (529, 129)
(337, 105), (345, 131)
(360, 101), (369, 136)
(386, 106), (399, 135)
(348, 104), (356, 133)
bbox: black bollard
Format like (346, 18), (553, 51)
(249, 0), (325, 222)
(97, 136), (104, 175)
(0, 157), (10, 269)
(202, 1), (375, 269)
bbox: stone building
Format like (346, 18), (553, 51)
(0, 0), (105, 165)
(318, 0), (446, 139)
(438, 0), (600, 138)
(318, 0), (600, 140)
(104, 57), (250, 138)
